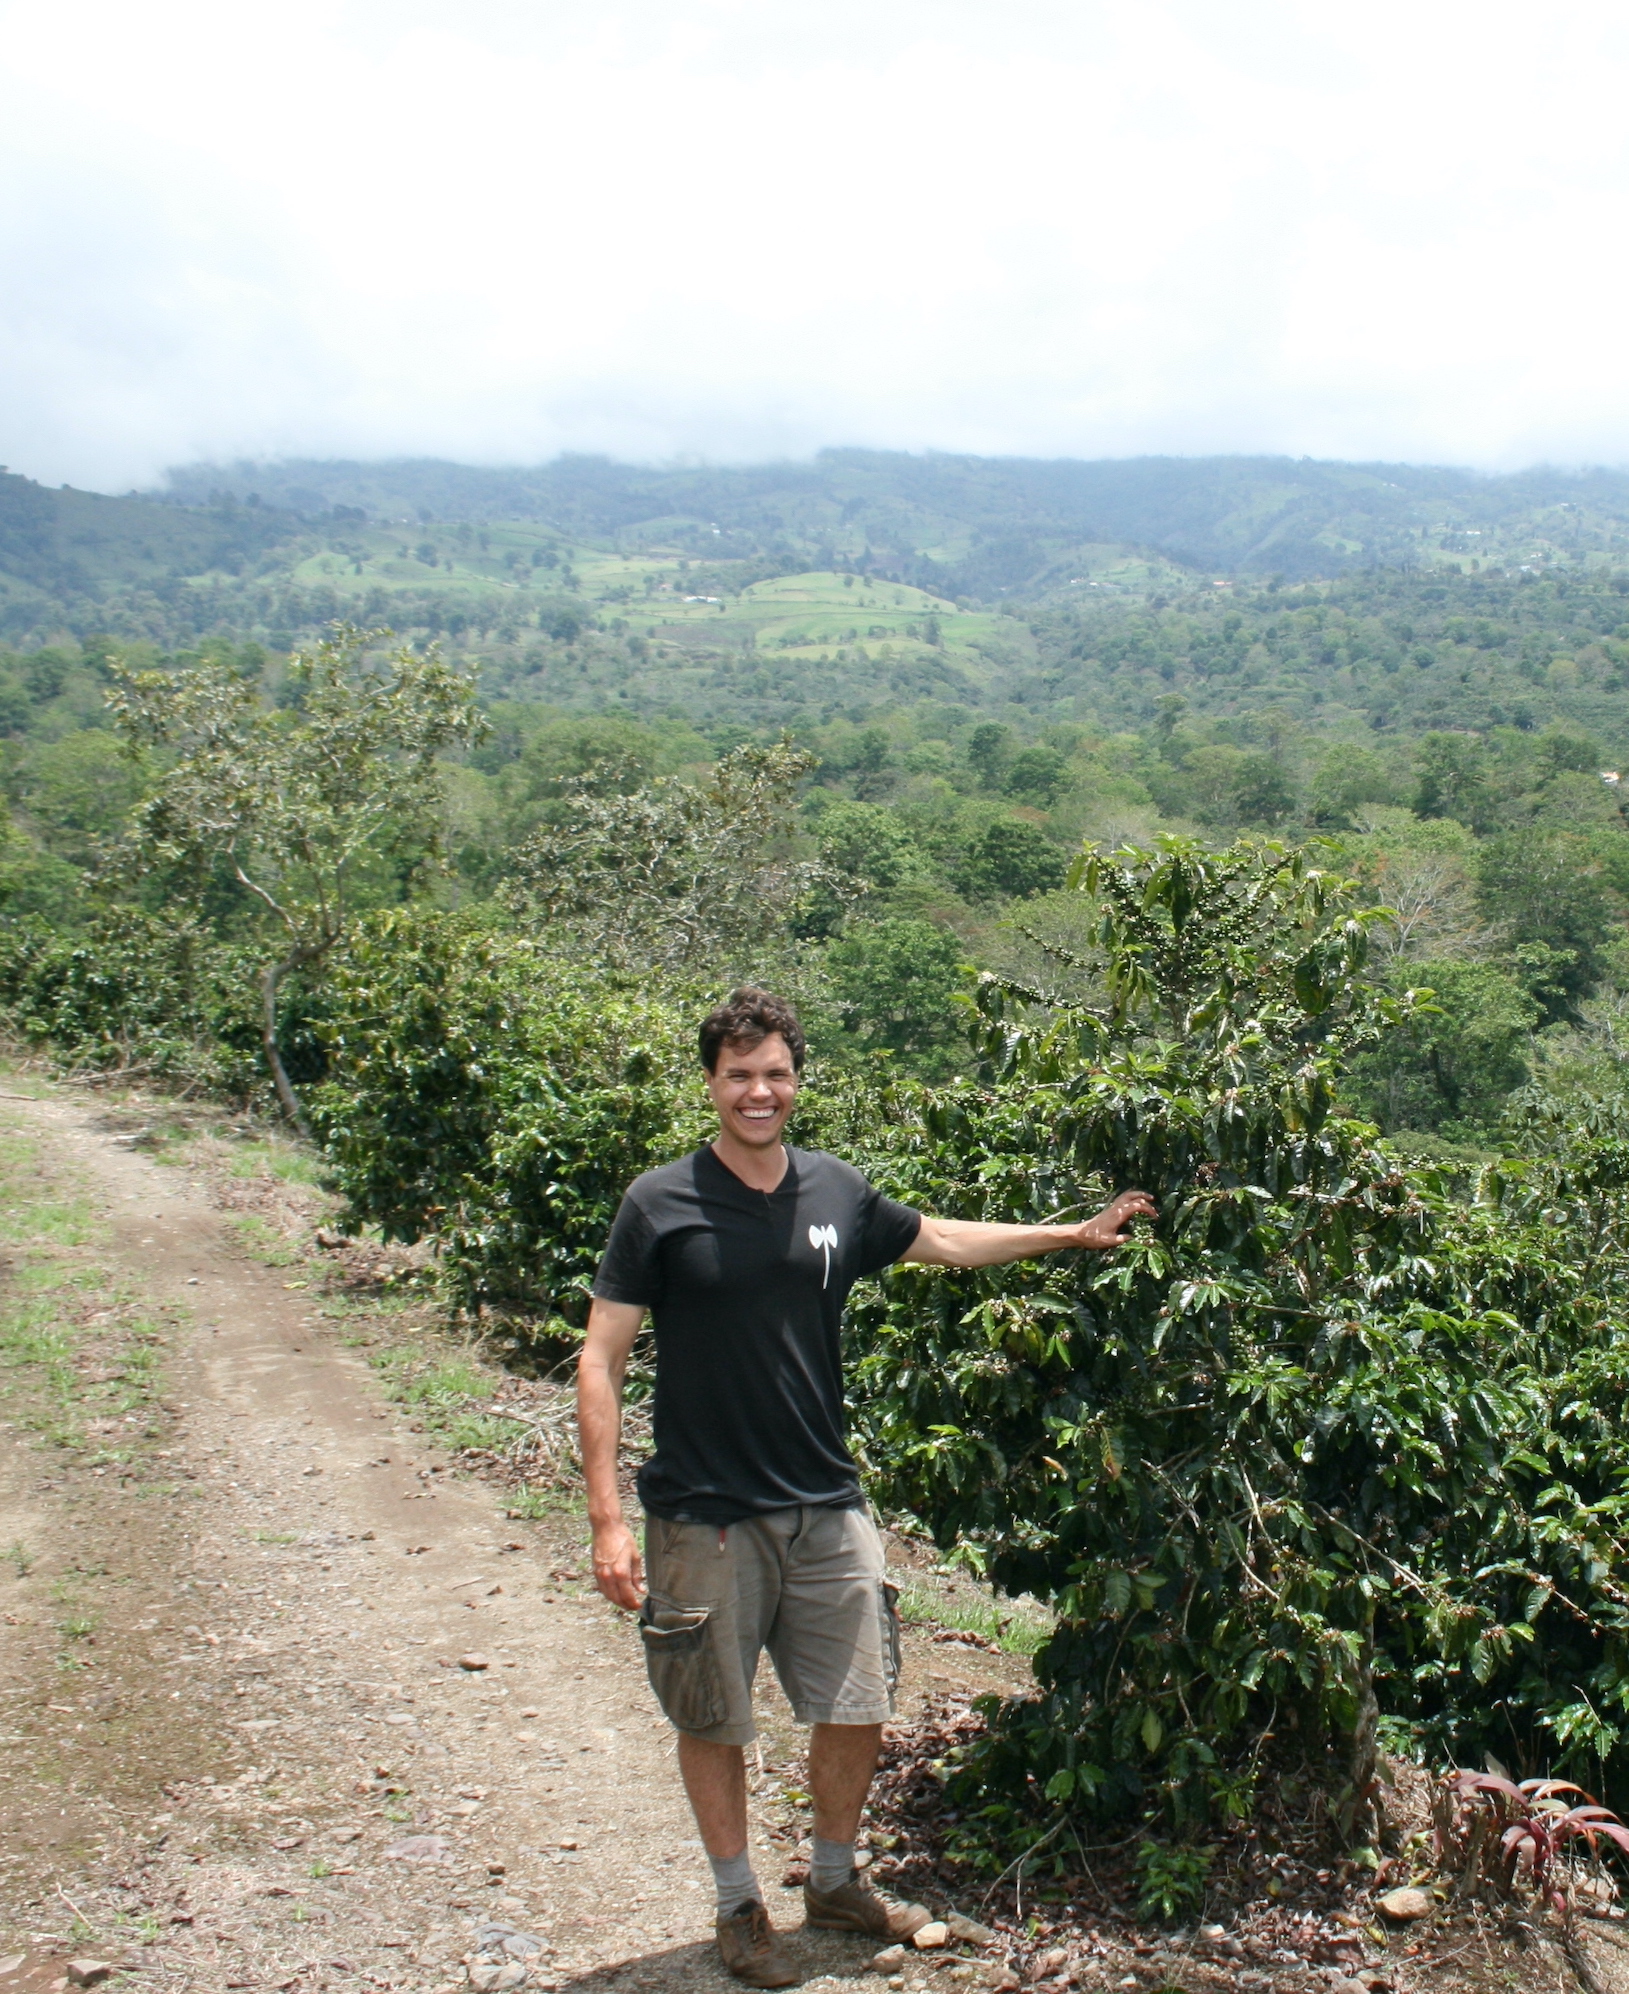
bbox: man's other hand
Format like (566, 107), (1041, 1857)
(1074, 1189), (1158, 1251)
(590, 1519), (646, 1611)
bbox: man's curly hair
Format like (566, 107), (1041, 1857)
(698, 986), (806, 1074)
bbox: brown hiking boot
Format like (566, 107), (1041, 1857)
(803, 1870), (931, 1940)
(716, 1899), (801, 1988)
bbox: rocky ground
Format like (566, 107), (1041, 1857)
(0, 1076), (1627, 1994)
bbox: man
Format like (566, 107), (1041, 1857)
(578, 987), (1155, 1989)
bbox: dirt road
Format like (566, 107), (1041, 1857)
(0, 1085), (1019, 1994)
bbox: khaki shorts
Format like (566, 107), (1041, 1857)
(639, 1505), (901, 1746)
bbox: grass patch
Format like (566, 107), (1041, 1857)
(442, 1411), (516, 1452)
(0, 1135), (101, 1250)
(401, 1359), (487, 1407)
(366, 1346), (497, 1457)
(15, 1200), (98, 1247)
(0, 1131), (169, 1459)
(895, 1580), (1052, 1658)
(0, 1066), (58, 1099)
(504, 1484), (583, 1520)
(227, 1214), (299, 1265)
(226, 1139), (326, 1187)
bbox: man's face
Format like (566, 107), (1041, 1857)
(706, 1033), (800, 1150)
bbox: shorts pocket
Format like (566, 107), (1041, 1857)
(639, 1598), (727, 1732)
(879, 1582), (902, 1695)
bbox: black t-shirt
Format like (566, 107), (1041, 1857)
(591, 1145), (922, 1524)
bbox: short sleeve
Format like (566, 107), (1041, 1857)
(854, 1181), (922, 1276)
(592, 1193), (663, 1307)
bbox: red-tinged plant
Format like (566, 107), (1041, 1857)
(1431, 1770), (1629, 1913)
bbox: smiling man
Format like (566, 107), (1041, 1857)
(577, 986), (1154, 1988)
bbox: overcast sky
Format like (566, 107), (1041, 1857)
(4, 0), (1629, 493)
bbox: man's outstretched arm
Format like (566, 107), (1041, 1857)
(577, 1296), (648, 1610)
(899, 1188), (1157, 1269)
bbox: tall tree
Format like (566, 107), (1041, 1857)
(504, 738), (848, 973)
(108, 624), (484, 1132)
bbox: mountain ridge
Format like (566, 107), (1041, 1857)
(155, 449), (1629, 590)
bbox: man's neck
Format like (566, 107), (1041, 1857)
(711, 1134), (791, 1193)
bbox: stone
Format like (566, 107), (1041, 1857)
(476, 1925), (544, 1961)
(869, 1947), (907, 1972)
(1036, 1950), (1068, 1976)
(0, 1957), (26, 1977)
(1198, 1925), (1226, 1942)
(1375, 1887), (1434, 1923)
(492, 1966), (528, 1991)
(459, 1653), (492, 1671)
(1330, 1980), (1369, 1994)
(467, 1964), (504, 1993)
(913, 1923), (950, 1950)
(947, 1912), (998, 1946)
(67, 1967), (114, 1989)
(384, 1833), (454, 1864)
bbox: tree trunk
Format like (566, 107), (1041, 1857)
(259, 957), (311, 1141)
(1340, 1630), (1382, 1848)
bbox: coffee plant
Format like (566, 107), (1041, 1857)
(843, 841), (1629, 1836)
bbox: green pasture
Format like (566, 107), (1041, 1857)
(262, 536), (1036, 677)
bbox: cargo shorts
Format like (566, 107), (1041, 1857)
(639, 1504), (902, 1746)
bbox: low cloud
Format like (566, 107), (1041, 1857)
(3, 0), (1628, 490)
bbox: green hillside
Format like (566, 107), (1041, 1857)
(0, 470), (297, 634)
(157, 449), (1629, 591)
(7, 450), (1629, 757)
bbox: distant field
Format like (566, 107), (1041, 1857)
(276, 539), (1038, 680)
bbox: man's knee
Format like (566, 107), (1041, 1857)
(678, 1732), (746, 1768)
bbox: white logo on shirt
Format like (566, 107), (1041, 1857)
(808, 1222), (839, 1287)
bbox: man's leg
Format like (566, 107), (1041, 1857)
(678, 1733), (750, 1860)
(643, 1513), (801, 1987)
(808, 1721), (883, 1846)
(768, 1509), (927, 1940)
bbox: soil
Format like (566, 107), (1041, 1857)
(2, 1078), (1628, 1994)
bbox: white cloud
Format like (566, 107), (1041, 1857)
(2, 0), (1628, 489)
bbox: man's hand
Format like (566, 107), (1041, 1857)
(1074, 1189), (1158, 1250)
(902, 1191), (1159, 1270)
(591, 1518), (646, 1611)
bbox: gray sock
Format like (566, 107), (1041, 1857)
(811, 1835), (855, 1894)
(709, 1847), (761, 1917)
